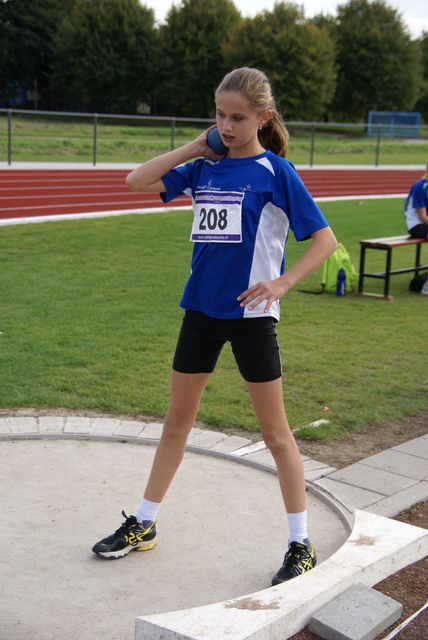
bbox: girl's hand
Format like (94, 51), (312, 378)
(237, 278), (288, 313)
(237, 227), (338, 312)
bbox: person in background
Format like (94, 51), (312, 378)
(405, 167), (428, 239)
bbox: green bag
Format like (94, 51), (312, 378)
(299, 242), (359, 295)
(322, 242), (359, 294)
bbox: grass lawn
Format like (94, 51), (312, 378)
(0, 197), (426, 440)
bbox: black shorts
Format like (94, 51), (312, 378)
(409, 224), (428, 239)
(173, 311), (282, 383)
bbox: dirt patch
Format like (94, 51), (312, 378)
(295, 411), (428, 470)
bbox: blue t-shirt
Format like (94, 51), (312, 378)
(404, 178), (428, 231)
(161, 150), (329, 320)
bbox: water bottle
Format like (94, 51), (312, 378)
(336, 268), (346, 296)
(421, 281), (428, 296)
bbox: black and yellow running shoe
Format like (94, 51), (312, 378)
(92, 511), (156, 559)
(271, 539), (316, 585)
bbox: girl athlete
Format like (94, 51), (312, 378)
(92, 67), (338, 585)
(404, 169), (428, 239)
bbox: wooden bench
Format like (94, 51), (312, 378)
(357, 235), (428, 300)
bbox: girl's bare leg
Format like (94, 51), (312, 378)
(143, 370), (211, 503)
(246, 377), (306, 514)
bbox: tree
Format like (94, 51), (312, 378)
(415, 32), (428, 122)
(153, 0), (242, 117)
(52, 0), (157, 113)
(222, 3), (337, 121)
(332, 0), (423, 121)
(0, 0), (73, 109)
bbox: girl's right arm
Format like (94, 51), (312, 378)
(126, 126), (222, 193)
(416, 207), (428, 225)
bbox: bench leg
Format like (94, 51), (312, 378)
(415, 244), (421, 277)
(358, 246), (366, 294)
(383, 248), (392, 297)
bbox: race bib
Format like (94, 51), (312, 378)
(190, 190), (244, 243)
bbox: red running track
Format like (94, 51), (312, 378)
(0, 168), (423, 220)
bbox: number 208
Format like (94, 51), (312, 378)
(199, 207), (228, 231)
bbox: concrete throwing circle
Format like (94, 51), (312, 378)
(0, 438), (349, 640)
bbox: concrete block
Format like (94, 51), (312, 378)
(186, 429), (228, 449)
(89, 418), (120, 436)
(64, 416), (92, 434)
(303, 459), (337, 481)
(5, 416), (38, 433)
(325, 463), (417, 496)
(212, 435), (252, 453)
(392, 435), (428, 458)
(139, 422), (163, 439)
(113, 420), (145, 437)
(244, 448), (276, 467)
(305, 465), (338, 482)
(365, 480), (428, 518)
(0, 417), (12, 434)
(309, 583), (402, 640)
(362, 449), (428, 481)
(186, 427), (210, 443)
(232, 441), (266, 456)
(39, 416), (65, 433)
(314, 477), (385, 510)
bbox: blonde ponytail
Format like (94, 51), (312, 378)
(258, 109), (289, 159)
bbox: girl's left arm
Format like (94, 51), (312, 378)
(238, 226), (338, 313)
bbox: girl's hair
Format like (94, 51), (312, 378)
(215, 67), (289, 159)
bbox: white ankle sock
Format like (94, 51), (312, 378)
(137, 497), (161, 524)
(287, 510), (308, 544)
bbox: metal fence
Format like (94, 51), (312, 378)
(1, 108), (427, 167)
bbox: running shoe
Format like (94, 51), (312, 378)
(92, 511), (156, 559)
(271, 539), (316, 585)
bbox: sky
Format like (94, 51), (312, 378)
(141, 0), (428, 39)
